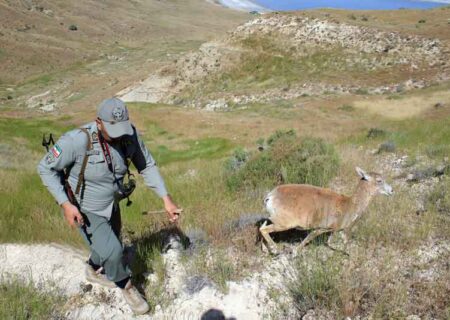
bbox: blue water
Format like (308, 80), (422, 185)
(253, 0), (448, 10)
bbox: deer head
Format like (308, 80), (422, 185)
(355, 167), (393, 196)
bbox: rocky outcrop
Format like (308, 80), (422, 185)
(231, 16), (444, 65)
(118, 14), (449, 109)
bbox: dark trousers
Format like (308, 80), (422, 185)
(79, 203), (130, 282)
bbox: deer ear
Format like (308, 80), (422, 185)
(355, 167), (371, 180)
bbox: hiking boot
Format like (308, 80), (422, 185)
(121, 280), (150, 315)
(85, 264), (116, 288)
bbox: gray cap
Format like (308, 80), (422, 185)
(97, 98), (133, 138)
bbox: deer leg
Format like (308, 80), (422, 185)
(325, 231), (349, 256)
(297, 229), (328, 251)
(259, 221), (292, 255)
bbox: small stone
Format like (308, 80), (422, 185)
(80, 283), (93, 293)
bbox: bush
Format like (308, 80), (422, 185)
(68, 24), (78, 31)
(288, 253), (343, 312)
(225, 130), (340, 191)
(367, 128), (386, 139)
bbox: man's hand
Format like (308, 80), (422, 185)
(162, 195), (181, 223)
(61, 201), (84, 227)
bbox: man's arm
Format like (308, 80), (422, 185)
(37, 131), (85, 226)
(129, 130), (181, 222)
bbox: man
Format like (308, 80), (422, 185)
(37, 97), (181, 315)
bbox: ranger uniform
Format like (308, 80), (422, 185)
(37, 98), (175, 314)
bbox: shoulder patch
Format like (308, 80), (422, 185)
(51, 144), (62, 158)
(45, 153), (56, 164)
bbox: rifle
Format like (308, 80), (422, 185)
(41, 130), (92, 209)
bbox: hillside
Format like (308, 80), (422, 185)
(1, 4), (450, 320)
(119, 8), (450, 108)
(0, 0), (247, 113)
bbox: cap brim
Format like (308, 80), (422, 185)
(103, 120), (133, 138)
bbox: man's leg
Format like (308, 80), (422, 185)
(79, 210), (130, 285)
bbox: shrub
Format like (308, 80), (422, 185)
(288, 253), (343, 312)
(377, 141), (396, 153)
(427, 176), (450, 217)
(338, 104), (354, 112)
(367, 128), (386, 139)
(224, 147), (249, 171)
(68, 24), (78, 31)
(225, 130), (340, 191)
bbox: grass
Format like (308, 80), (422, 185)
(348, 115), (450, 159)
(182, 35), (386, 99)
(150, 137), (232, 165)
(0, 278), (64, 319)
(0, 170), (83, 245)
(0, 118), (74, 152)
(0, 61), (449, 317)
(226, 132), (340, 191)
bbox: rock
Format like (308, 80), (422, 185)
(377, 141), (396, 154)
(80, 283), (93, 293)
(204, 99), (229, 111)
(406, 165), (449, 182)
(183, 275), (213, 295)
(406, 315), (421, 320)
(39, 102), (56, 112)
(43, 9), (54, 17)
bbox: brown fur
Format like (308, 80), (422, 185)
(259, 169), (392, 254)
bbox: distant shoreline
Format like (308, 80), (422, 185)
(215, 0), (450, 12)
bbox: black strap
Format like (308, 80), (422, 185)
(75, 128), (93, 196)
(99, 134), (114, 174)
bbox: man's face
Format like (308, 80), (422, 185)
(96, 118), (118, 143)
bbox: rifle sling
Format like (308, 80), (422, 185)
(75, 128), (93, 196)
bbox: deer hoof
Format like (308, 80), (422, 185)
(269, 246), (280, 256)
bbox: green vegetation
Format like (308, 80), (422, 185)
(349, 116), (450, 158)
(0, 279), (64, 319)
(289, 252), (343, 312)
(190, 248), (236, 293)
(226, 130), (340, 191)
(183, 35), (381, 99)
(0, 171), (82, 244)
(150, 137), (232, 165)
(0, 118), (73, 152)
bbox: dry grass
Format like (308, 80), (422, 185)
(353, 86), (450, 120)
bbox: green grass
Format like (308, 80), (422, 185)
(150, 137), (232, 165)
(0, 170), (83, 245)
(226, 132), (340, 191)
(0, 118), (74, 152)
(347, 115), (450, 159)
(0, 279), (64, 320)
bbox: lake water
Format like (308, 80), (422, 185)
(252, 0), (448, 10)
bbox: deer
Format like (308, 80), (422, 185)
(259, 167), (393, 255)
